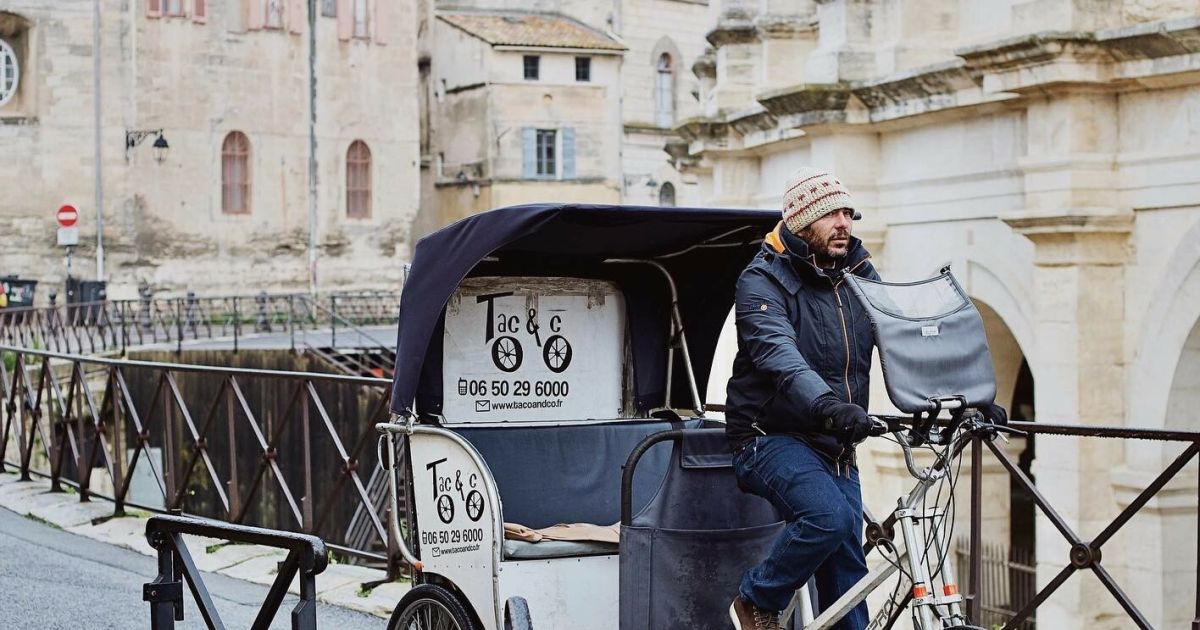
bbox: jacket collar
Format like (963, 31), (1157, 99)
(760, 222), (871, 293)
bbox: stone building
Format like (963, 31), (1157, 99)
(415, 10), (626, 233)
(692, 1), (1200, 628)
(0, 0), (419, 300)
(415, 0), (713, 236)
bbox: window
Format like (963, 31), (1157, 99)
(523, 127), (574, 180)
(656, 53), (674, 128)
(523, 55), (540, 81)
(659, 182), (676, 207)
(221, 132), (251, 214)
(575, 57), (591, 82)
(536, 129), (556, 177)
(0, 39), (18, 109)
(264, 0), (284, 28)
(164, 0), (185, 16)
(354, 0), (368, 37)
(346, 140), (372, 218)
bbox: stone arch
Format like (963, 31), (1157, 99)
(1129, 217), (1200, 432)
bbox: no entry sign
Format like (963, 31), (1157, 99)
(56, 205), (79, 227)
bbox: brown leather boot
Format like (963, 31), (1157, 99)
(729, 595), (782, 630)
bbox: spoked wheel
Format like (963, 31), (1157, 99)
(387, 584), (477, 630)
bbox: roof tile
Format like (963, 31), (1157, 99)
(438, 12), (626, 51)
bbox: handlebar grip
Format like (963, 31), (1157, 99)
(868, 415), (904, 436)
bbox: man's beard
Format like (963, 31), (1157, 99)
(800, 228), (851, 266)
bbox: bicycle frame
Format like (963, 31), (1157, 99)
(787, 423), (979, 630)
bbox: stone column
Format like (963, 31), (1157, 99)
(706, 2), (761, 114)
(755, 1), (818, 91)
(1003, 214), (1133, 630)
(1000, 87), (1140, 629)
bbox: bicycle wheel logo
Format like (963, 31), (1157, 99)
(491, 335), (523, 372)
(466, 490), (485, 522)
(436, 494), (455, 524)
(542, 335), (572, 373)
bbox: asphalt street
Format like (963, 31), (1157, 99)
(0, 506), (385, 629)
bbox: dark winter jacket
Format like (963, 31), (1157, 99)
(725, 223), (879, 462)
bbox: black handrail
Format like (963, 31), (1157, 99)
(620, 428), (691, 525)
(143, 514), (329, 630)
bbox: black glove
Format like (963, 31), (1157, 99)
(978, 403), (1008, 426)
(811, 394), (873, 445)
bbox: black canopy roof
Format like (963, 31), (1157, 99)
(390, 203), (778, 417)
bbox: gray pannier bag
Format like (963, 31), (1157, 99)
(843, 270), (996, 414)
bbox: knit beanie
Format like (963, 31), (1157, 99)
(782, 167), (855, 235)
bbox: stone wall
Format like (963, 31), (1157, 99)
(0, 0), (419, 300)
(689, 1), (1200, 627)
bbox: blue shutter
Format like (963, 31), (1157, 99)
(562, 128), (576, 180)
(522, 127), (536, 179)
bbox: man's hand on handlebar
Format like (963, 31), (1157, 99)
(978, 403), (1008, 426)
(812, 394), (874, 445)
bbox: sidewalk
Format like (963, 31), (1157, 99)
(0, 470), (409, 619)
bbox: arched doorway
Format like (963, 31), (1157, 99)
(971, 299), (1037, 627)
(1159, 318), (1200, 629)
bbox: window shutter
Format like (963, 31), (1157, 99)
(336, 0), (353, 40)
(147, 0), (162, 18)
(193, 0), (207, 22)
(562, 128), (576, 180)
(372, 0), (388, 45)
(246, 0), (264, 30)
(288, 0), (304, 33)
(522, 128), (536, 179)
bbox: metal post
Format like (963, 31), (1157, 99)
(226, 382), (240, 521)
(233, 297), (240, 354)
(163, 383), (176, 509)
(969, 434), (982, 624)
(174, 299), (182, 354)
(301, 385), (314, 531)
(307, 0), (319, 295)
(289, 295), (296, 351)
(93, 0), (105, 281)
(330, 295), (337, 348)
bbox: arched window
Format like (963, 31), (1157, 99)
(658, 182), (676, 207)
(346, 140), (372, 218)
(655, 53), (674, 128)
(0, 38), (19, 108)
(221, 131), (251, 214)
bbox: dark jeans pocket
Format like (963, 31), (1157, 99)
(733, 437), (762, 494)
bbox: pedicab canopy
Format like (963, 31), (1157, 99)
(390, 203), (778, 421)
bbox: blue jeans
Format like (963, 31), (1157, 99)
(733, 435), (869, 629)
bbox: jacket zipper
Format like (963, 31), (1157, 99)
(832, 257), (870, 478)
(831, 256), (869, 402)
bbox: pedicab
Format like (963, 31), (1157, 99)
(376, 203), (786, 630)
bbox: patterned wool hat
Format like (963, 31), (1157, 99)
(782, 167), (855, 235)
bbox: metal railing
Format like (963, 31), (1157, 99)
(864, 420), (1200, 630)
(0, 346), (401, 572)
(0, 290), (401, 355)
(143, 513), (329, 630)
(3, 340), (1196, 627)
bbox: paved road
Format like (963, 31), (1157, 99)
(0, 507), (385, 629)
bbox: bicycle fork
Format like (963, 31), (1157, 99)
(895, 501), (968, 629)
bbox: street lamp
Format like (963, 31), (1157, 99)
(126, 129), (170, 163)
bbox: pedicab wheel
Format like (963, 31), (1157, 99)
(387, 584), (477, 630)
(504, 596), (533, 630)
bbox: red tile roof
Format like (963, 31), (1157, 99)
(438, 12), (626, 51)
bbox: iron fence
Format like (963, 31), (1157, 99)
(954, 539), (1036, 629)
(0, 345), (401, 571)
(3, 341), (1197, 627)
(0, 291), (401, 356)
